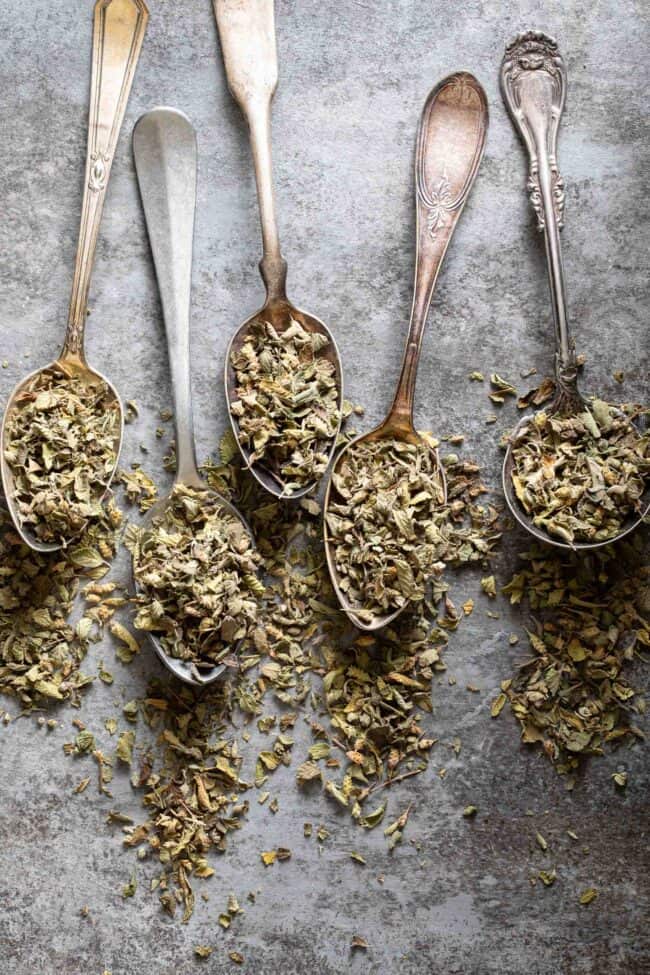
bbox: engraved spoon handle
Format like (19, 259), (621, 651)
(213, 0), (287, 301)
(500, 32), (579, 399)
(390, 73), (488, 428)
(63, 0), (149, 359)
(133, 108), (202, 486)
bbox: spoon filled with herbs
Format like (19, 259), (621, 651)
(324, 73), (489, 631)
(500, 32), (648, 549)
(213, 0), (343, 500)
(0, 0), (148, 552)
(131, 108), (261, 686)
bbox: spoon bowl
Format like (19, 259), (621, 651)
(0, 356), (123, 553)
(502, 406), (650, 551)
(225, 298), (344, 500)
(132, 473), (255, 686)
(324, 73), (488, 629)
(215, 0), (344, 500)
(500, 32), (649, 550)
(324, 421), (446, 632)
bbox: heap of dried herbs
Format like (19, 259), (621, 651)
(312, 452), (499, 822)
(3, 366), (120, 545)
(325, 438), (447, 621)
(509, 400), (648, 544)
(229, 318), (340, 492)
(501, 536), (649, 779)
(0, 500), (123, 711)
(128, 484), (262, 672)
(120, 679), (249, 923)
(2, 409), (498, 921)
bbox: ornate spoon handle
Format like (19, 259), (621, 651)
(63, 0), (149, 359)
(500, 32), (580, 403)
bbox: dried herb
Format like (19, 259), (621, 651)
(54, 419), (499, 926)
(579, 887), (598, 905)
(121, 678), (249, 923)
(128, 484), (261, 672)
(326, 439), (498, 622)
(539, 869), (556, 886)
(325, 438), (446, 620)
(509, 400), (648, 544)
(502, 537), (648, 777)
(0, 500), (122, 711)
(194, 946), (212, 959)
(4, 365), (120, 545)
(350, 935), (369, 951)
(489, 372), (517, 404)
(230, 317), (340, 492)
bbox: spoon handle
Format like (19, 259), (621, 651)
(390, 73), (488, 428)
(501, 33), (578, 397)
(213, 0), (287, 301)
(63, 0), (149, 359)
(133, 108), (202, 486)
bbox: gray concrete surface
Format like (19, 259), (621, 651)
(0, 1), (648, 973)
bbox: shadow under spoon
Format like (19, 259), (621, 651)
(323, 72), (489, 631)
(214, 0), (343, 500)
(500, 32), (648, 550)
(0, 0), (149, 552)
(133, 107), (256, 686)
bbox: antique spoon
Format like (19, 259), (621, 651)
(500, 31), (648, 550)
(0, 0), (148, 552)
(133, 107), (257, 687)
(324, 73), (489, 631)
(213, 0), (343, 500)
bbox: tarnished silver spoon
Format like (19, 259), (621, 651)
(133, 108), (256, 686)
(213, 0), (343, 500)
(501, 31), (648, 550)
(0, 0), (148, 552)
(324, 73), (489, 631)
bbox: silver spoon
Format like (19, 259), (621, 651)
(501, 31), (648, 550)
(133, 107), (256, 686)
(324, 73), (489, 631)
(0, 0), (149, 552)
(213, 0), (344, 500)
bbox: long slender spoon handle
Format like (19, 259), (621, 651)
(133, 108), (202, 485)
(213, 0), (287, 302)
(500, 32), (579, 403)
(63, 0), (149, 360)
(390, 73), (488, 428)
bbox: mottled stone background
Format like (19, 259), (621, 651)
(0, 1), (648, 973)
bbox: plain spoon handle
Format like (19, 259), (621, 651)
(213, 0), (287, 301)
(390, 73), (488, 428)
(133, 108), (202, 486)
(501, 32), (578, 393)
(63, 0), (148, 359)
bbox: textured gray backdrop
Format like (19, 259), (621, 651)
(0, 1), (648, 973)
